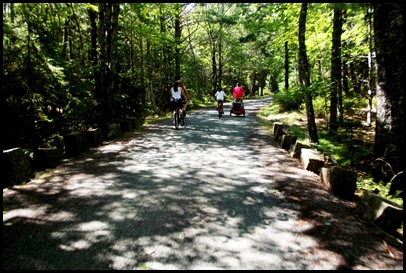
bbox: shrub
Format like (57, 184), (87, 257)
(272, 87), (304, 112)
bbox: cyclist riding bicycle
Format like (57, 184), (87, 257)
(214, 87), (226, 114)
(169, 81), (188, 122)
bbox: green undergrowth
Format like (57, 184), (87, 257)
(258, 103), (402, 207)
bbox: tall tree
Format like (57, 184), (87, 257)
(366, 7), (375, 126)
(284, 41), (289, 91)
(373, 3), (404, 181)
(202, 3), (221, 93)
(96, 3), (120, 131)
(88, 4), (99, 102)
(329, 8), (344, 133)
(298, 3), (318, 144)
(174, 4), (182, 81)
(197, 3), (238, 93)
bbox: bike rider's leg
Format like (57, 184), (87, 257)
(178, 100), (183, 117)
(173, 106), (178, 125)
(173, 100), (180, 124)
(218, 100), (224, 114)
(182, 100), (187, 117)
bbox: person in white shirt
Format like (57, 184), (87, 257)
(170, 81), (184, 114)
(214, 87), (227, 114)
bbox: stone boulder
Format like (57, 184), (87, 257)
(320, 166), (357, 200)
(127, 117), (145, 129)
(107, 123), (122, 140)
(1, 147), (34, 188)
(281, 134), (297, 151)
(64, 132), (89, 158)
(290, 141), (311, 159)
(34, 147), (62, 170)
(120, 120), (133, 132)
(357, 191), (403, 237)
(85, 128), (103, 148)
(273, 122), (285, 142)
(300, 148), (324, 174)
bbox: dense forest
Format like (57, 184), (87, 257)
(2, 3), (403, 196)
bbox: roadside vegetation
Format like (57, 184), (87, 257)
(257, 94), (403, 208)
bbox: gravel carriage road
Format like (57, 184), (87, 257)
(3, 97), (403, 270)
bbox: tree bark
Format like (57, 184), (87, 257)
(88, 7), (100, 99)
(366, 7), (375, 126)
(284, 41), (289, 91)
(218, 26), (223, 89)
(341, 40), (350, 97)
(62, 19), (70, 58)
(211, 41), (217, 94)
(330, 8), (343, 133)
(298, 3), (318, 144)
(337, 10), (346, 124)
(110, 3), (120, 118)
(373, 3), (404, 178)
(69, 4), (83, 63)
(174, 8), (182, 81)
(96, 3), (120, 130)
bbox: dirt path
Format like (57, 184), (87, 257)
(3, 98), (403, 269)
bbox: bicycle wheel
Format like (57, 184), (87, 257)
(174, 111), (179, 129)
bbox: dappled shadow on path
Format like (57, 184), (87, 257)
(3, 98), (402, 270)
(255, 125), (403, 270)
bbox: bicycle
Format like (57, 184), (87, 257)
(217, 100), (224, 118)
(172, 99), (185, 130)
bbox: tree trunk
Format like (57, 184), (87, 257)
(284, 41), (289, 91)
(298, 3), (318, 144)
(69, 4), (83, 63)
(96, 3), (120, 129)
(174, 8), (181, 81)
(330, 8), (343, 133)
(218, 28), (223, 88)
(110, 3), (120, 119)
(259, 69), (267, 96)
(211, 42), (217, 94)
(250, 72), (256, 97)
(146, 41), (158, 113)
(337, 10), (346, 124)
(62, 19), (70, 59)
(88, 7), (100, 101)
(366, 7), (375, 126)
(341, 40), (350, 97)
(373, 3), (404, 178)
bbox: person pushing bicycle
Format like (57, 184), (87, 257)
(233, 83), (245, 102)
